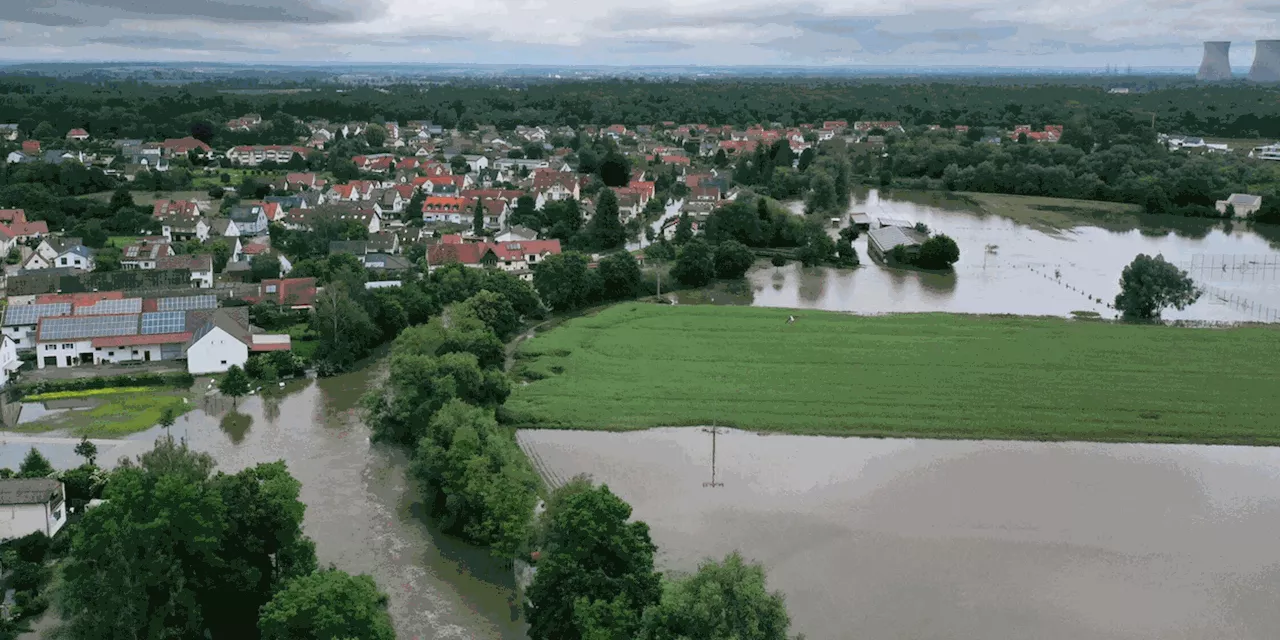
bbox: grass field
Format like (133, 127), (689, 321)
(959, 192), (1143, 231)
(16, 390), (192, 437)
(507, 304), (1280, 445)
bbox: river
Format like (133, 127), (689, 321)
(703, 189), (1280, 322)
(517, 427), (1280, 640)
(3, 370), (527, 640)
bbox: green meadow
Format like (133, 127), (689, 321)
(507, 304), (1280, 445)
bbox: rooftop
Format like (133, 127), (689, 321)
(0, 478), (60, 505)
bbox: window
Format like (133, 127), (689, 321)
(44, 345), (55, 352)
(265, 284), (278, 293)
(108, 351), (114, 357)
(220, 360), (227, 365)
(62, 343), (73, 349)
(59, 257), (67, 265)
(13, 338), (19, 345)
(132, 350), (138, 355)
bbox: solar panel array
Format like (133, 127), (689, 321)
(140, 311), (186, 335)
(40, 314), (139, 341)
(3, 303), (72, 326)
(157, 295), (217, 312)
(74, 297), (142, 316)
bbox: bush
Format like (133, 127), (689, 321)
(12, 372), (194, 400)
(5, 531), (50, 564)
(13, 590), (48, 619)
(915, 234), (961, 270)
(9, 561), (49, 592)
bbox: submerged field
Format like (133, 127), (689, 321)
(507, 304), (1280, 444)
(958, 192), (1143, 231)
(13, 389), (192, 437)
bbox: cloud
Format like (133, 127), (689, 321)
(87, 34), (281, 54)
(1, 0), (1279, 65)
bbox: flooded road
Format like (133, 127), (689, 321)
(734, 190), (1280, 322)
(3, 370), (526, 640)
(519, 427), (1280, 640)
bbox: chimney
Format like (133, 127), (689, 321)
(1249, 40), (1280, 82)
(1198, 41), (1232, 81)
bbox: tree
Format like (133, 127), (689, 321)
(208, 239), (233, 272)
(713, 240), (756, 279)
(158, 407), (177, 435)
(450, 155), (470, 175)
(713, 149), (729, 168)
(18, 448), (53, 478)
(526, 484), (662, 640)
(804, 172), (836, 214)
(509, 194), (541, 231)
(587, 188), (626, 250)
(835, 227), (860, 268)
(60, 438), (318, 640)
(639, 552), (792, 640)
(330, 157), (360, 182)
(1114, 253), (1201, 321)
(31, 121), (55, 140)
(915, 234), (960, 270)
(363, 123), (387, 147)
(109, 186), (135, 213)
(74, 437), (98, 466)
(598, 251), (643, 300)
(219, 365), (251, 406)
(671, 238), (716, 287)
(533, 252), (598, 312)
(599, 150), (630, 187)
(248, 253), (280, 282)
(796, 225), (835, 267)
(258, 569), (394, 640)
(797, 147), (815, 172)
(473, 198), (485, 235)
(457, 289), (521, 341)
(405, 190), (425, 223)
(673, 213), (693, 245)
(312, 281), (377, 373)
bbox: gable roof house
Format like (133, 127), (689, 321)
(120, 241), (174, 270)
(159, 137), (212, 157)
(1216, 193), (1263, 217)
(426, 239), (562, 281)
(159, 215), (210, 243)
(152, 200), (202, 218)
(0, 479), (67, 541)
(66, 128), (90, 141)
(532, 170), (580, 209)
(228, 205), (269, 236)
(241, 278), (319, 310)
(155, 254), (215, 288)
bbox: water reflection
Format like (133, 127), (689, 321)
(519, 427), (1280, 640)
(718, 189), (1280, 322)
(219, 411), (251, 444)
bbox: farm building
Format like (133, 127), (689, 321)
(867, 226), (925, 263)
(0, 479), (66, 541)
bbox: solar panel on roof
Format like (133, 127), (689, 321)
(74, 298), (142, 316)
(39, 314), (139, 341)
(140, 311), (186, 335)
(156, 295), (217, 312)
(2, 303), (72, 326)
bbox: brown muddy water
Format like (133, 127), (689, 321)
(1, 369), (527, 640)
(518, 427), (1280, 640)
(732, 190), (1280, 322)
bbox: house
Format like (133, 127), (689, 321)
(49, 245), (95, 271)
(422, 196), (471, 224)
(361, 253), (414, 273)
(156, 255), (215, 288)
(0, 479), (67, 541)
(159, 137), (211, 157)
(225, 145), (310, 166)
(34, 236), (81, 263)
(159, 215), (210, 243)
(850, 213), (874, 231)
(0, 335), (17, 388)
(0, 209), (50, 241)
(1216, 194), (1263, 217)
(0, 124), (18, 141)
(208, 218), (240, 239)
(532, 170), (580, 208)
(21, 140), (40, 155)
(65, 128), (90, 141)
(153, 200), (202, 218)
(228, 205), (269, 236)
(120, 241), (173, 269)
(867, 226), (925, 263)
(463, 155), (490, 173)
(235, 242), (292, 278)
(426, 239), (562, 281)
(496, 226), (538, 242)
(241, 278), (319, 310)
(183, 310), (250, 375)
(2, 302), (73, 351)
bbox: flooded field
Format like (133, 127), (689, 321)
(733, 190), (1280, 322)
(518, 427), (1280, 640)
(1, 371), (525, 640)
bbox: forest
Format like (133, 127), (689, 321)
(1, 76), (1279, 141)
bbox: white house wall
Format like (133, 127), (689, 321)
(186, 326), (249, 374)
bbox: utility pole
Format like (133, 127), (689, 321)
(702, 423), (724, 488)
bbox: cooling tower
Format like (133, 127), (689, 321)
(1249, 40), (1280, 82)
(1198, 41), (1232, 81)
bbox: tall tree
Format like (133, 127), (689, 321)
(473, 198), (486, 235)
(404, 190), (425, 223)
(673, 213), (693, 245)
(533, 252), (599, 312)
(671, 238), (715, 287)
(639, 552), (792, 640)
(598, 251), (643, 300)
(526, 484), (662, 640)
(312, 280), (377, 373)
(588, 189), (626, 250)
(219, 365), (251, 407)
(713, 240), (756, 279)
(1114, 253), (1201, 320)
(74, 437), (98, 466)
(18, 448), (53, 478)
(259, 570), (395, 640)
(599, 150), (630, 187)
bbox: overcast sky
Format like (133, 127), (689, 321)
(2, 0), (1278, 67)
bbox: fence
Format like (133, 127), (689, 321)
(1198, 285), (1280, 322)
(1177, 255), (1280, 281)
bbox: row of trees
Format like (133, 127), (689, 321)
(51, 437), (393, 639)
(526, 478), (798, 640)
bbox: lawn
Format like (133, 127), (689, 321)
(959, 192), (1143, 231)
(16, 390), (193, 437)
(506, 304), (1280, 445)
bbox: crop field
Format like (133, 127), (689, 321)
(507, 304), (1280, 444)
(959, 192), (1143, 231)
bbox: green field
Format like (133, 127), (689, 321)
(507, 304), (1280, 444)
(958, 192), (1143, 231)
(15, 390), (192, 437)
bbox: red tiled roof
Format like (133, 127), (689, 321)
(92, 332), (191, 348)
(0, 209), (27, 224)
(37, 291), (123, 306)
(242, 278), (318, 307)
(393, 184), (416, 198)
(428, 239), (561, 267)
(240, 243), (270, 255)
(7, 221), (48, 237)
(161, 137), (211, 154)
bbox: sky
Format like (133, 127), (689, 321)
(1, 0), (1279, 68)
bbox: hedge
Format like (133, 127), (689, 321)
(9, 371), (195, 401)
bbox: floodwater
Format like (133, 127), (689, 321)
(720, 190), (1280, 322)
(1, 371), (526, 640)
(518, 427), (1280, 640)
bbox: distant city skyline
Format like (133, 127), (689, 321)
(2, 0), (1278, 68)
